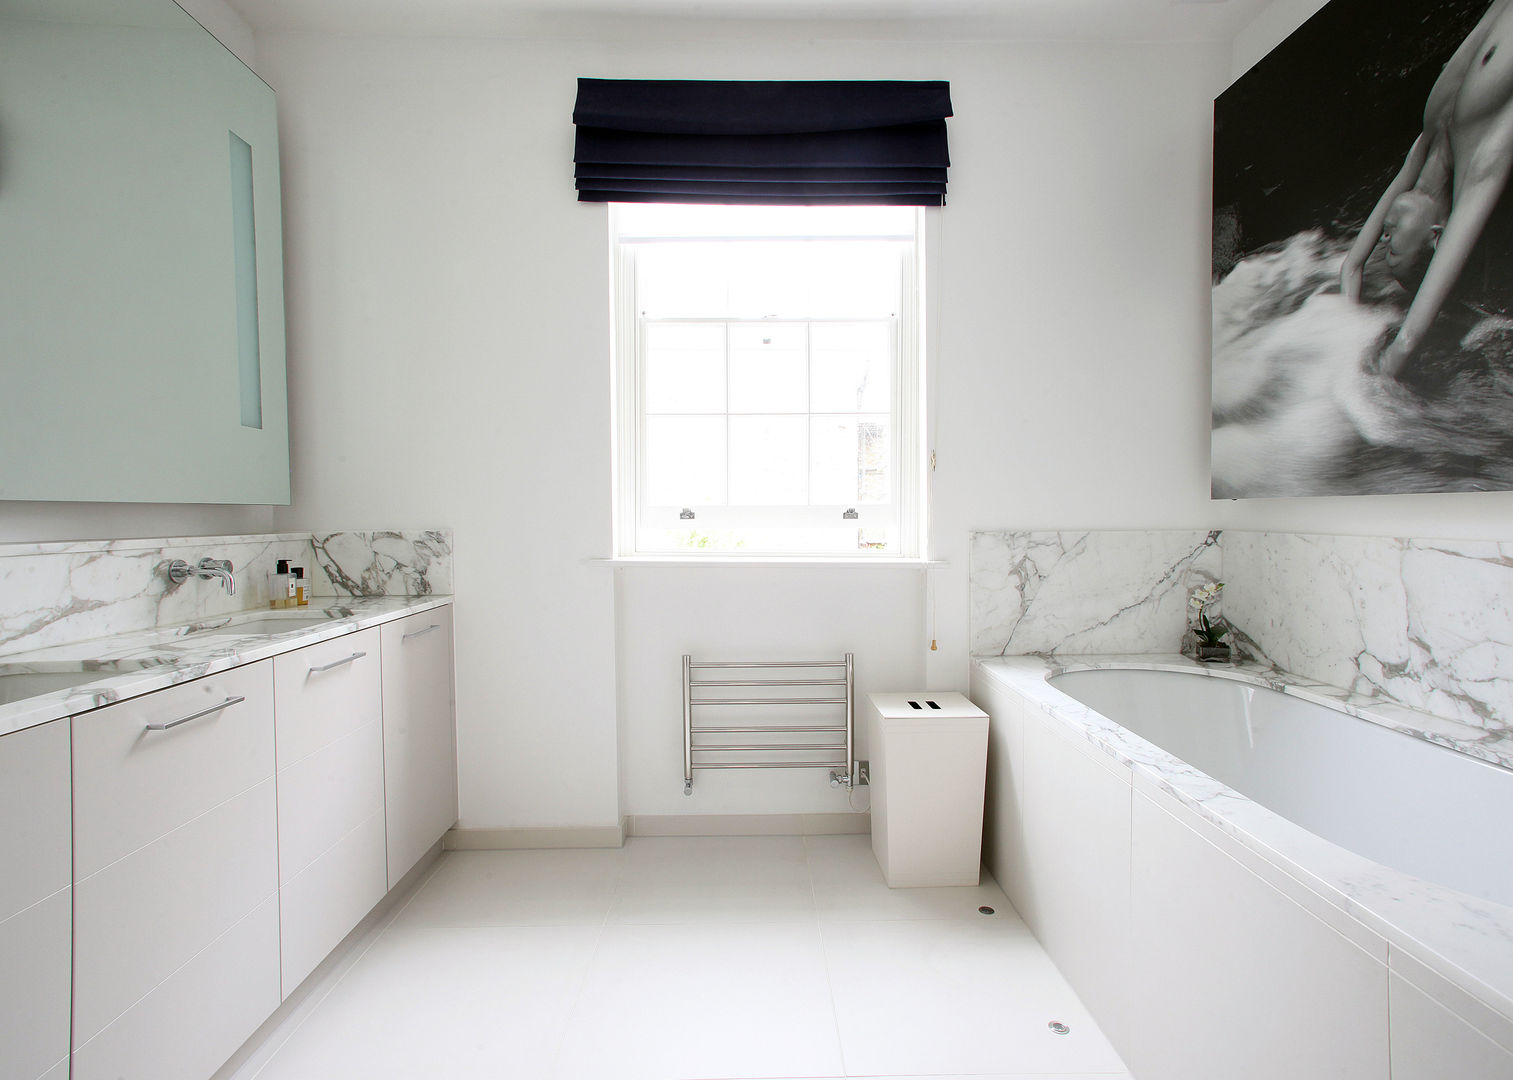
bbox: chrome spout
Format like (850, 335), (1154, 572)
(166, 557), (236, 596)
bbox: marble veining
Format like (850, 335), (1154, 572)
(1224, 531), (1513, 733)
(0, 595), (453, 739)
(971, 527), (1513, 760)
(969, 529), (1221, 657)
(312, 530), (453, 597)
(974, 655), (1513, 1030)
(0, 529), (452, 659)
(0, 535), (314, 658)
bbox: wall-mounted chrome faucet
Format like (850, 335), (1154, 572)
(166, 557), (236, 596)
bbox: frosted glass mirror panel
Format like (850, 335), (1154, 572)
(0, 0), (289, 504)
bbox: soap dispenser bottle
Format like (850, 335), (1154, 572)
(293, 566), (308, 607)
(270, 559), (290, 609)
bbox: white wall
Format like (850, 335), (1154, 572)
(923, 38), (1227, 691)
(254, 27), (1231, 826)
(617, 565), (925, 817)
(9, 0), (1507, 831)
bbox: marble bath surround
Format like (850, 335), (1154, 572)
(0, 529), (454, 738)
(970, 530), (1222, 657)
(974, 654), (1513, 1050)
(970, 528), (1513, 770)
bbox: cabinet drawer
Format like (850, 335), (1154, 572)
(71, 896), (281, 1080)
(0, 889), (71, 1080)
(280, 810), (387, 995)
(381, 607), (457, 886)
(0, 719), (71, 920)
(72, 662), (275, 877)
(0, 719), (71, 1080)
(277, 717), (385, 883)
(73, 778), (278, 1044)
(273, 627), (381, 765)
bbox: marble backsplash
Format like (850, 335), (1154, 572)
(971, 527), (1513, 734)
(970, 530), (1222, 656)
(312, 530), (453, 597)
(1223, 532), (1513, 733)
(0, 529), (452, 658)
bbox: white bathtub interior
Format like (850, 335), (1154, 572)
(1049, 667), (1513, 910)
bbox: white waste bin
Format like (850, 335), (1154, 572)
(867, 691), (989, 888)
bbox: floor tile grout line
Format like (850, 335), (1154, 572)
(246, 852), (451, 1080)
(543, 856), (624, 1078)
(806, 835), (858, 1079)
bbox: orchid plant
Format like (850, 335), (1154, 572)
(1189, 581), (1228, 646)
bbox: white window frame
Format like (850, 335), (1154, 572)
(611, 207), (925, 559)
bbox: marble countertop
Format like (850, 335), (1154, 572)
(0, 595), (453, 739)
(974, 653), (1513, 1034)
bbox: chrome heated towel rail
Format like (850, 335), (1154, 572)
(682, 654), (854, 795)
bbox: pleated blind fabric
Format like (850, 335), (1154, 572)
(572, 78), (952, 206)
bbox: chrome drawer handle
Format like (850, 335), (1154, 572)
(402, 624), (440, 642)
(145, 695), (246, 732)
(308, 651), (366, 674)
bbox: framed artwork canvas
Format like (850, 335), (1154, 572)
(1212, 0), (1513, 497)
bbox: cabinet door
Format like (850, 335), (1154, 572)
(381, 607), (458, 886)
(71, 662), (280, 1080)
(0, 719), (71, 1080)
(273, 627), (387, 995)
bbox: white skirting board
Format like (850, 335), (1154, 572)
(627, 812), (869, 837)
(444, 825), (627, 850)
(444, 813), (870, 850)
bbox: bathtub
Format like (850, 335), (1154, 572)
(1049, 666), (1513, 909)
(971, 655), (1513, 1080)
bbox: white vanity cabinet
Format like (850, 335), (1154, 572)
(273, 627), (388, 996)
(381, 608), (458, 887)
(0, 718), (73, 1080)
(70, 662), (281, 1080)
(3, 600), (457, 1080)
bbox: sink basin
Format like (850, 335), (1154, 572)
(0, 669), (109, 706)
(0, 656), (185, 707)
(192, 616), (336, 637)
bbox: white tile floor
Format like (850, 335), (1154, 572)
(241, 835), (1131, 1080)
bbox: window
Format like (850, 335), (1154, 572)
(612, 205), (925, 558)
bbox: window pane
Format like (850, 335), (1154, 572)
(646, 323), (724, 413)
(617, 205), (917, 558)
(638, 240), (902, 319)
(810, 323), (891, 413)
(729, 415), (807, 504)
(726, 242), (900, 318)
(729, 324), (806, 414)
(647, 416), (726, 505)
(637, 245), (730, 317)
(811, 415), (890, 504)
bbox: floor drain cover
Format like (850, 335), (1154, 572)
(978, 905), (995, 915)
(1048, 1021), (1070, 1035)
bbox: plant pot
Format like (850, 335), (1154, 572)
(1196, 643), (1231, 663)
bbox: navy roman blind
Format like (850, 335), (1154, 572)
(572, 78), (952, 206)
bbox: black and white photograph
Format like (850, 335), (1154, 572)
(1213, 0), (1513, 497)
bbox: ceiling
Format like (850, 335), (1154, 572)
(224, 0), (1275, 43)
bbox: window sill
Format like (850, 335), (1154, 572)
(588, 555), (945, 568)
